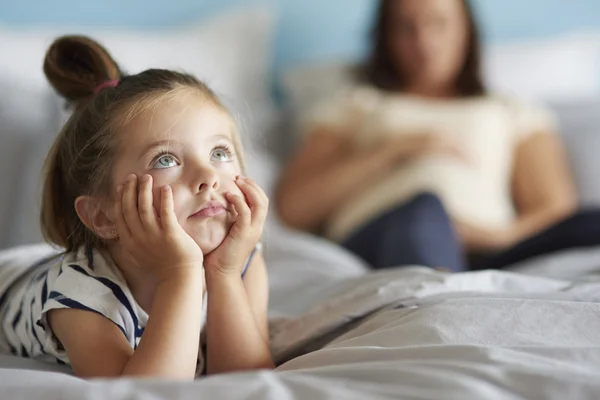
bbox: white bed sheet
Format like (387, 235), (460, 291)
(1, 225), (600, 399)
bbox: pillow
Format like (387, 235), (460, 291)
(483, 32), (600, 102)
(0, 132), (32, 248)
(0, 7), (275, 109)
(0, 80), (56, 249)
(280, 61), (356, 120)
(549, 98), (600, 208)
(3, 127), (56, 248)
(280, 31), (600, 118)
(276, 61), (356, 157)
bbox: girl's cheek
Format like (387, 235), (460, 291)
(227, 180), (244, 197)
(220, 160), (242, 175)
(218, 172), (242, 196)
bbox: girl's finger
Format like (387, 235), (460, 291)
(236, 178), (268, 224)
(113, 184), (131, 240)
(226, 192), (251, 227)
(122, 175), (145, 236)
(243, 178), (269, 206)
(138, 174), (159, 232)
(160, 185), (179, 231)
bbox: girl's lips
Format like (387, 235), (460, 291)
(190, 201), (227, 219)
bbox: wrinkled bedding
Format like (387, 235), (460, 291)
(1, 228), (600, 399)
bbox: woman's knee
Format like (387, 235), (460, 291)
(379, 192), (464, 270)
(397, 193), (458, 245)
(381, 192), (454, 242)
(400, 192), (450, 224)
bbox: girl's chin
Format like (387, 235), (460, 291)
(190, 227), (230, 256)
(199, 241), (221, 256)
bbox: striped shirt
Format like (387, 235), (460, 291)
(0, 245), (257, 374)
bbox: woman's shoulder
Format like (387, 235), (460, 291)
(491, 96), (558, 137)
(482, 93), (551, 114)
(487, 94), (558, 134)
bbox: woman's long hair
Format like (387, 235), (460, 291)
(359, 0), (486, 96)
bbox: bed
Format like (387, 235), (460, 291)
(1, 235), (600, 399)
(1, 6), (600, 400)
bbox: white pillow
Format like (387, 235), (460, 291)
(549, 98), (600, 208)
(280, 31), (600, 116)
(280, 61), (355, 122)
(0, 7), (275, 113)
(0, 132), (32, 247)
(483, 32), (600, 102)
(0, 80), (56, 249)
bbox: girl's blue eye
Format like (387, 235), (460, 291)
(153, 154), (178, 169)
(211, 148), (232, 162)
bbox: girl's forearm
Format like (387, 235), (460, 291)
(122, 269), (204, 380)
(205, 272), (273, 374)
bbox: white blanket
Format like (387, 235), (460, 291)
(270, 265), (600, 360)
(1, 237), (600, 399)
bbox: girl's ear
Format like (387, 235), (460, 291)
(74, 196), (117, 240)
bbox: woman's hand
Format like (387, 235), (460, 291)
(454, 219), (517, 253)
(114, 174), (204, 283)
(420, 132), (470, 162)
(204, 177), (268, 278)
(384, 132), (470, 164)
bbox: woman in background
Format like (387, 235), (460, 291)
(276, 0), (600, 271)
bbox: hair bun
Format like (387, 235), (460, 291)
(43, 35), (122, 103)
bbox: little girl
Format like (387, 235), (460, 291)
(0, 35), (272, 379)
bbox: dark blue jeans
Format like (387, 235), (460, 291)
(342, 193), (467, 272)
(469, 208), (600, 270)
(341, 192), (600, 271)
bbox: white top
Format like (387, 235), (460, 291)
(0, 246), (258, 375)
(0, 248), (157, 368)
(303, 85), (557, 242)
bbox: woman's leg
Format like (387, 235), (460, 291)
(342, 193), (467, 272)
(470, 208), (600, 270)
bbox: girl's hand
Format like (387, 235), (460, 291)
(114, 174), (204, 283)
(204, 177), (268, 277)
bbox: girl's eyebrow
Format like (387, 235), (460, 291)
(212, 134), (233, 142)
(138, 140), (181, 160)
(138, 134), (232, 161)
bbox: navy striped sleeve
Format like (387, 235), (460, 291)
(241, 244), (262, 279)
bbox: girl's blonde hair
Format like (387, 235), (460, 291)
(41, 35), (244, 253)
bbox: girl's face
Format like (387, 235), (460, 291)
(110, 93), (243, 255)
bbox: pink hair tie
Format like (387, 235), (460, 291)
(94, 79), (119, 94)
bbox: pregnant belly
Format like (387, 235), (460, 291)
(325, 159), (516, 242)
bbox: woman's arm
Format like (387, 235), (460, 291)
(276, 128), (449, 232)
(509, 131), (577, 240)
(205, 255), (273, 375)
(49, 269), (204, 379)
(457, 132), (577, 252)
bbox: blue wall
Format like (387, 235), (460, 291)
(2, 0), (600, 71)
